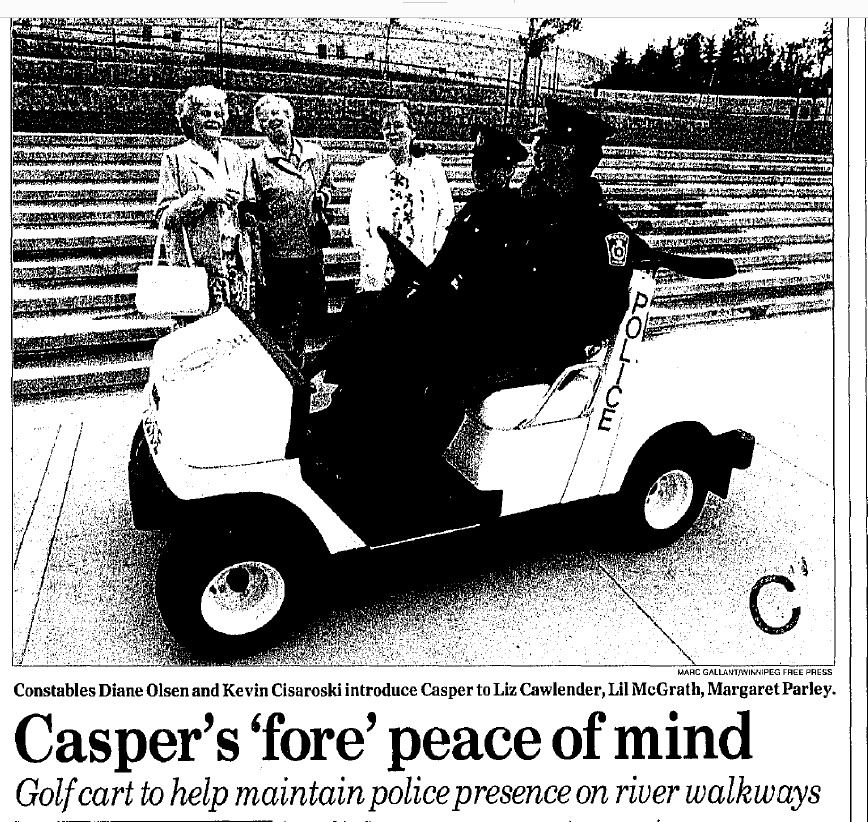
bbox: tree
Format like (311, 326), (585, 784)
(657, 37), (677, 91)
(702, 35), (718, 88)
(517, 18), (583, 104)
(677, 33), (705, 92)
(636, 43), (660, 90)
(604, 47), (635, 89)
(816, 20), (833, 94)
(817, 20), (832, 77)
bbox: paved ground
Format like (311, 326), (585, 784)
(12, 312), (834, 666)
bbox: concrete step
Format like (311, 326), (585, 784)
(12, 223), (833, 262)
(14, 160), (834, 193)
(12, 198), (832, 238)
(13, 183), (832, 222)
(13, 132), (833, 164)
(13, 255), (148, 284)
(13, 182), (157, 205)
(12, 143), (832, 176)
(655, 263), (830, 303)
(11, 193), (832, 231)
(13, 278), (358, 318)
(13, 202), (156, 227)
(10, 253), (363, 289)
(10, 225), (352, 256)
(648, 292), (831, 335)
(13, 313), (177, 356)
(13, 355), (153, 400)
(13, 284), (137, 316)
(626, 211), (831, 234)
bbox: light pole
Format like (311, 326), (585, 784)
(384, 18), (398, 92)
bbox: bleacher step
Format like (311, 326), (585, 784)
(13, 356), (153, 400)
(13, 314), (177, 355)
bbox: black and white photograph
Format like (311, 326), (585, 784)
(11, 14), (842, 668)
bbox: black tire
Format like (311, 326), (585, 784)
(155, 500), (327, 661)
(619, 445), (709, 550)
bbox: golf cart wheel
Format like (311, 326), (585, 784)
(621, 447), (709, 549)
(156, 503), (324, 660)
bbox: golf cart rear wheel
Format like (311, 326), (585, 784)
(156, 510), (324, 660)
(621, 450), (709, 549)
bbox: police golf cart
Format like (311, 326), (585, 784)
(129, 244), (754, 660)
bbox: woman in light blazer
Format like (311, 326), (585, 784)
(349, 102), (453, 292)
(155, 85), (254, 313)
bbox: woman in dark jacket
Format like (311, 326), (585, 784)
(248, 94), (332, 367)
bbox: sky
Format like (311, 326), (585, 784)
(468, 18), (830, 64)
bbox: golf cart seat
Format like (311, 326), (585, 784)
(445, 269), (656, 508)
(445, 349), (609, 494)
(475, 354), (606, 431)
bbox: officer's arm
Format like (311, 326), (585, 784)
(614, 213), (737, 279)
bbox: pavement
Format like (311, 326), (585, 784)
(11, 311), (835, 666)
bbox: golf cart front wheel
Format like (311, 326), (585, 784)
(621, 451), (709, 549)
(155, 507), (324, 660)
(199, 560), (286, 637)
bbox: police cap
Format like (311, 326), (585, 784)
(471, 123), (529, 168)
(532, 97), (614, 147)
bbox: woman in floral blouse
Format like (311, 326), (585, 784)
(349, 102), (454, 292)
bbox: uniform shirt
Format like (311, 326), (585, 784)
(249, 137), (332, 260)
(349, 152), (454, 291)
(518, 172), (643, 381)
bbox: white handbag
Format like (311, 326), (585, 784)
(135, 214), (210, 317)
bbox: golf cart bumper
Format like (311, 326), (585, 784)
(708, 428), (755, 498)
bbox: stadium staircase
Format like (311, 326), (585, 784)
(12, 134), (832, 400)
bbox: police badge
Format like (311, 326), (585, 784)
(605, 231), (629, 266)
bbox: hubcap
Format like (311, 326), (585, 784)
(200, 562), (285, 636)
(643, 470), (694, 531)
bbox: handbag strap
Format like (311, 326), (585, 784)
(153, 210), (195, 268)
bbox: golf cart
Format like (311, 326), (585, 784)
(129, 245), (754, 660)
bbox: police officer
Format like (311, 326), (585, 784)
(514, 97), (645, 384)
(429, 123), (528, 296)
(414, 124), (531, 445)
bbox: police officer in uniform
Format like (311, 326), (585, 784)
(421, 124), (529, 403)
(512, 98), (647, 385)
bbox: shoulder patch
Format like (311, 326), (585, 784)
(605, 232), (629, 266)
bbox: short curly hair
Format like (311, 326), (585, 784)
(253, 94), (295, 134)
(380, 100), (415, 131)
(175, 85), (228, 139)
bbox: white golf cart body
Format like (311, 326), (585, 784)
(131, 267), (753, 657)
(138, 268), (749, 548)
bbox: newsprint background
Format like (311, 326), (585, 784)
(3, 4), (866, 822)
